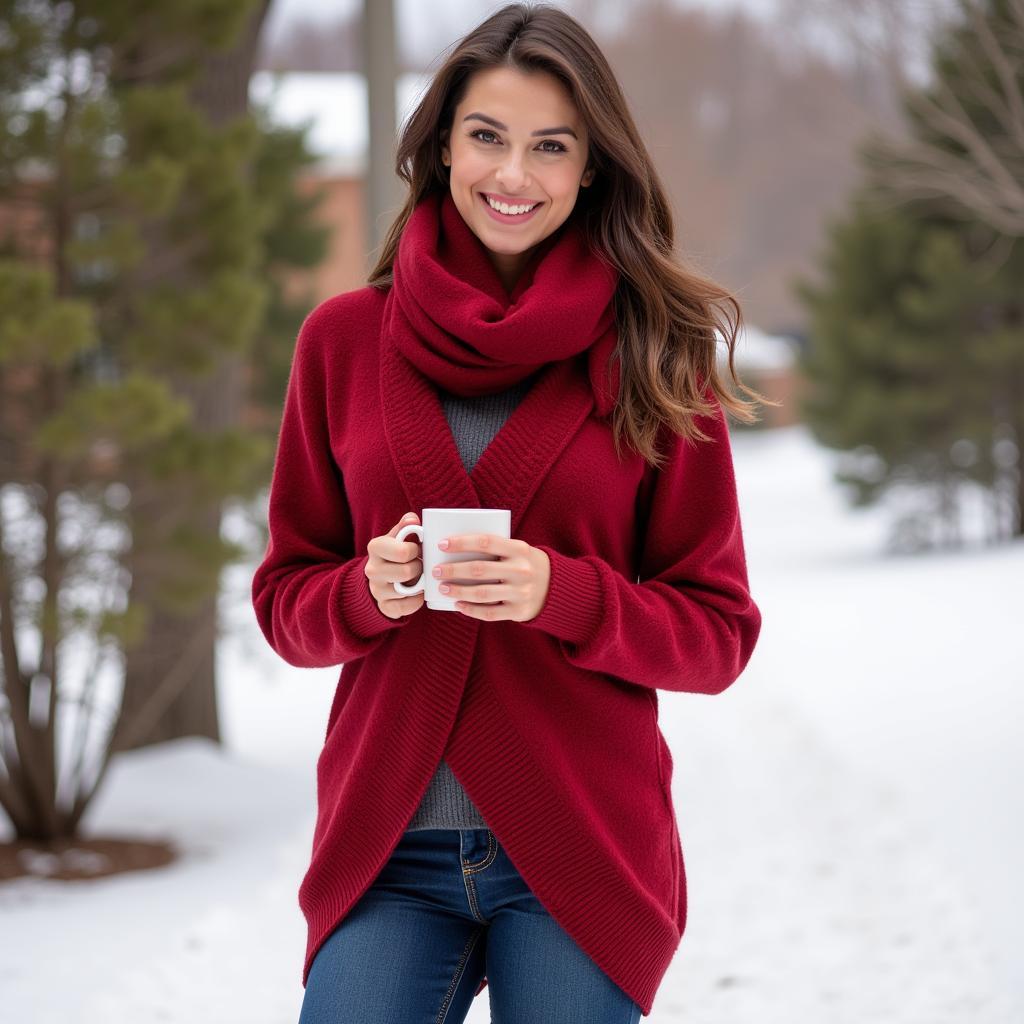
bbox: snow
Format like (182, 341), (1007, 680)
(717, 323), (798, 372)
(1, 422), (1021, 1022)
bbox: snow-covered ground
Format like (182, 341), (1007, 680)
(1, 423), (1021, 1023)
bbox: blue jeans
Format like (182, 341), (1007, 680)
(298, 827), (643, 1024)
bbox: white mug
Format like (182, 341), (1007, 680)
(393, 508), (511, 611)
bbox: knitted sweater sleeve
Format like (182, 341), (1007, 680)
(251, 309), (409, 668)
(522, 398), (762, 694)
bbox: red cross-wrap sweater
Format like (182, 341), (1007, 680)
(250, 286), (763, 1016)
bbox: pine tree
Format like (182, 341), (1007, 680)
(0, 1), (327, 840)
(795, 0), (1024, 549)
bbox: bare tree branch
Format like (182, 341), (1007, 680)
(866, 0), (1024, 235)
(966, 0), (1024, 146)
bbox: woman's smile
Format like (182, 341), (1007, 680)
(478, 191), (544, 224)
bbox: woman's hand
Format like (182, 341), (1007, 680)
(433, 533), (551, 622)
(364, 513), (426, 619)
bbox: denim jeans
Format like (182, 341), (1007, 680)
(298, 827), (643, 1024)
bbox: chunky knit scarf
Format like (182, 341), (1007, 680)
(384, 189), (622, 415)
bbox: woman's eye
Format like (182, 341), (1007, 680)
(468, 129), (566, 153)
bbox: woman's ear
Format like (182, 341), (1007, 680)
(440, 129), (451, 167)
(581, 164), (595, 187)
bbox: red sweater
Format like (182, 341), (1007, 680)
(251, 286), (762, 1016)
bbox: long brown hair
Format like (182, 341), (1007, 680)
(367, 2), (774, 469)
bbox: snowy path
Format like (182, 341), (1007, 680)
(729, 426), (1024, 1017)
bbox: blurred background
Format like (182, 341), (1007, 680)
(0, 0), (1021, 1020)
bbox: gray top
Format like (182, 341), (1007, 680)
(404, 372), (538, 831)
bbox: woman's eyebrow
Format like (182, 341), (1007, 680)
(462, 112), (578, 139)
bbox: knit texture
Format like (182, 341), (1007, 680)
(250, 285), (762, 1016)
(405, 375), (536, 831)
(386, 189), (619, 399)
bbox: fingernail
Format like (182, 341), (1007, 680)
(438, 539), (449, 550)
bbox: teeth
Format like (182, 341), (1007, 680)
(485, 195), (537, 215)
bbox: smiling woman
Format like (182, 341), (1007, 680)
(253, 3), (766, 1023)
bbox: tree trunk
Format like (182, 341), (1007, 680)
(117, 1), (271, 751)
(1016, 461), (1024, 538)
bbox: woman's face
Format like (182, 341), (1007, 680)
(440, 65), (595, 294)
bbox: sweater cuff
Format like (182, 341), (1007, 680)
(522, 545), (604, 646)
(338, 554), (410, 641)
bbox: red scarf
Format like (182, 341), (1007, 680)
(384, 189), (622, 415)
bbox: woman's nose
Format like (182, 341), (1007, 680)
(496, 158), (527, 188)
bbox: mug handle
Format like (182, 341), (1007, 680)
(392, 523), (425, 595)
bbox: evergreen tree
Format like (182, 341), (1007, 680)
(795, 0), (1024, 549)
(0, 1), (327, 840)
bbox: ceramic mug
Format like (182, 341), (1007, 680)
(393, 508), (511, 611)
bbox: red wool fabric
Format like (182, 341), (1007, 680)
(385, 189), (620, 401)
(251, 192), (762, 1016)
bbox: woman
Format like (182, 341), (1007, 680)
(252, 4), (767, 1021)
